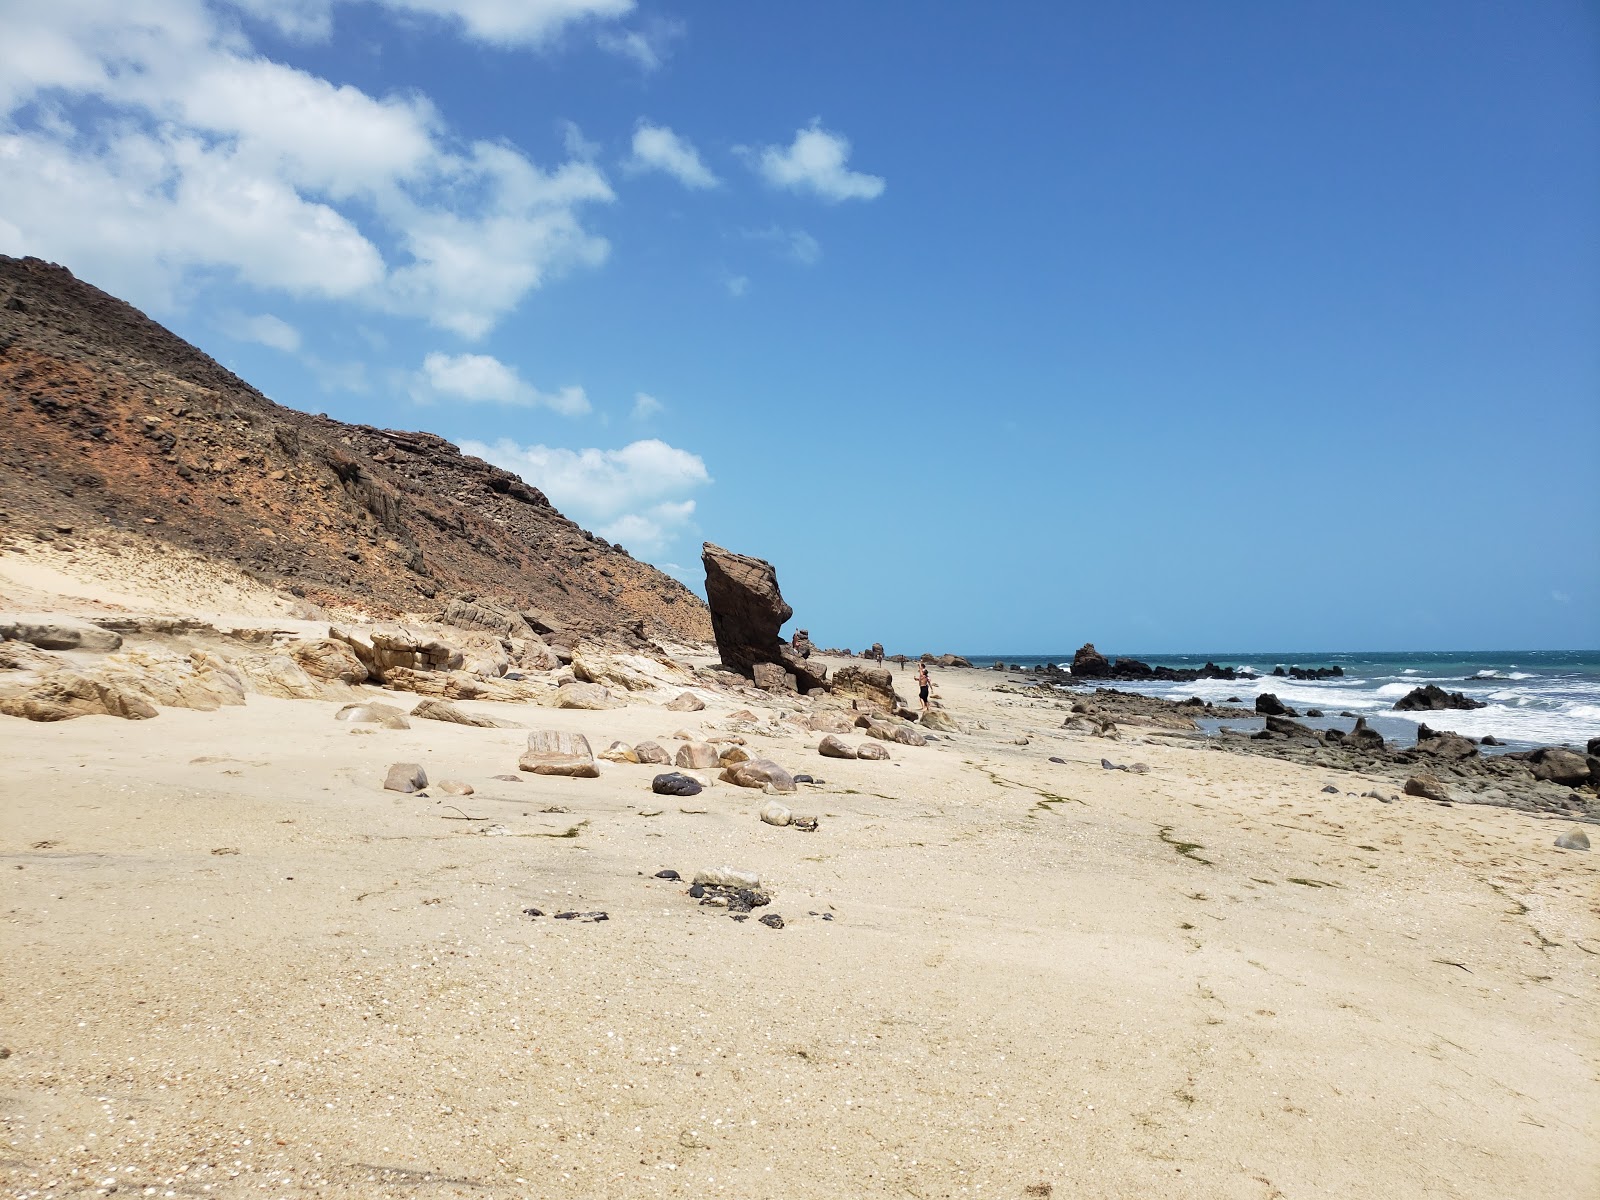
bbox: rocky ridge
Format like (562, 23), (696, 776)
(0, 255), (709, 642)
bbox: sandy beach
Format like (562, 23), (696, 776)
(3, 558), (1596, 1200)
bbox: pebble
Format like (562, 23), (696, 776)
(759, 914), (785, 929)
(793, 773), (815, 784)
(553, 911), (609, 922)
(654, 869), (681, 881)
(522, 907), (544, 917)
(1048, 756), (1066, 764)
(492, 774), (522, 782)
(652, 771), (704, 797)
(1321, 784), (1339, 794)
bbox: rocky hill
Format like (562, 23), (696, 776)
(0, 256), (710, 643)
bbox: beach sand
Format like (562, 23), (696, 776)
(2, 565), (1596, 1198)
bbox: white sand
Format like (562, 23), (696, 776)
(2, 624), (1596, 1198)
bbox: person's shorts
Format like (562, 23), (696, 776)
(919, 685), (930, 701)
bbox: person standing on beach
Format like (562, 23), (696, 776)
(917, 662), (931, 711)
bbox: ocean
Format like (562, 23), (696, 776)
(967, 650), (1600, 752)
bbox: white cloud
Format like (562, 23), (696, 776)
(756, 120), (885, 202)
(461, 436), (710, 557)
(630, 391), (662, 420)
(597, 17), (682, 71)
(417, 352), (590, 415)
(227, 0), (337, 41)
(560, 119), (600, 161)
(0, 0), (617, 336)
(379, 0), (634, 47)
(218, 311), (302, 352)
(743, 224), (821, 265)
(626, 122), (718, 189)
(724, 274), (749, 298)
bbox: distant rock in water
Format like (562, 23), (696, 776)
(1071, 644), (1112, 677)
(1393, 684), (1487, 712)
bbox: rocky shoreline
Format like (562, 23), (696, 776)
(994, 677), (1599, 819)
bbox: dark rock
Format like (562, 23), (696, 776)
(1255, 693), (1294, 717)
(1048, 756), (1066, 764)
(700, 542), (828, 692)
(687, 884), (705, 898)
(1265, 715), (1319, 739)
(1414, 724), (1479, 760)
(522, 907), (544, 917)
(1480, 735), (1502, 747)
(759, 913), (785, 929)
(1346, 717), (1385, 752)
(1071, 643), (1112, 677)
(1321, 785), (1339, 793)
(654, 869), (681, 881)
(1393, 684), (1487, 712)
(1101, 758), (1124, 771)
(1305, 708), (1324, 718)
(792, 773), (814, 784)
(1589, 737), (1600, 758)
(1520, 747), (1592, 787)
(652, 772), (703, 797)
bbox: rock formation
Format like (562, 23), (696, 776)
(1393, 684), (1487, 712)
(700, 543), (827, 692)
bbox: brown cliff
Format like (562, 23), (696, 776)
(0, 255), (710, 642)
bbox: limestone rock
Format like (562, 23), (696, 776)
(519, 731), (600, 778)
(335, 701), (411, 729)
(760, 799), (793, 827)
(1404, 773), (1452, 803)
(438, 779), (475, 796)
(666, 690), (707, 712)
(0, 619), (122, 653)
(831, 665), (899, 710)
(721, 758), (797, 793)
(442, 597), (532, 638)
(0, 670), (158, 721)
(290, 639), (369, 685)
(634, 740), (671, 765)
(865, 721), (928, 747)
(383, 667), (545, 703)
(818, 734), (857, 759)
(410, 698), (500, 727)
(554, 681), (625, 710)
(718, 745), (751, 766)
(807, 711), (857, 734)
(1554, 826), (1591, 851)
(230, 653), (323, 699)
(384, 762), (427, 793)
(599, 741), (640, 763)
(920, 708), (962, 734)
(675, 741), (721, 769)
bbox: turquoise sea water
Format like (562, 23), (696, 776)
(965, 650), (1600, 751)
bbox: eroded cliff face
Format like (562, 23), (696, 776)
(0, 255), (710, 642)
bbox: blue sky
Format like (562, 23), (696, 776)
(2, 1), (1596, 652)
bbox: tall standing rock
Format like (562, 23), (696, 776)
(701, 543), (828, 692)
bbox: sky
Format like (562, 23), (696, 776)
(1, 0), (1596, 654)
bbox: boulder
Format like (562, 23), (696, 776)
(384, 762), (427, 793)
(720, 758), (797, 793)
(652, 772), (703, 797)
(856, 741), (891, 760)
(700, 543), (828, 691)
(290, 639), (369, 685)
(599, 741), (640, 763)
(1554, 826), (1591, 852)
(1413, 724), (1478, 760)
(442, 597), (532, 638)
(571, 644), (662, 692)
(1346, 717), (1385, 752)
(1404, 773), (1452, 803)
(1393, 684), (1487, 712)
(1255, 693), (1292, 717)
(675, 741), (722, 769)
(920, 708), (962, 734)
(807, 711), (857, 734)
(866, 721), (927, 747)
(1264, 715), (1320, 739)
(335, 701), (411, 729)
(753, 661), (798, 693)
(760, 799), (793, 826)
(519, 731), (600, 778)
(410, 698), (501, 728)
(0, 619), (122, 653)
(228, 653), (323, 699)
(0, 671), (158, 721)
(818, 734), (857, 759)
(831, 665), (900, 710)
(554, 681), (625, 710)
(93, 650), (247, 712)
(634, 740), (671, 765)
(666, 691), (706, 712)
(718, 745), (751, 766)
(1523, 747), (1592, 787)
(1070, 643), (1111, 677)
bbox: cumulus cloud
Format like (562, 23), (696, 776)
(755, 120), (885, 202)
(0, 0), (618, 336)
(415, 352), (589, 415)
(461, 436), (710, 557)
(227, 0), (637, 47)
(218, 311), (302, 352)
(626, 122), (718, 189)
